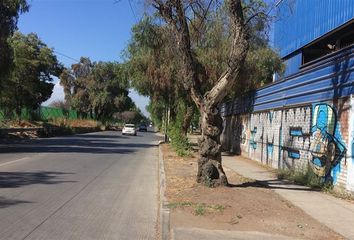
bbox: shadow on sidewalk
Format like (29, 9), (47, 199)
(228, 179), (319, 192)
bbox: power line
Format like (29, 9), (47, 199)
(53, 50), (80, 63)
(115, 0), (139, 23)
(128, 0), (138, 22)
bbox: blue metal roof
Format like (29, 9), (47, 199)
(221, 45), (354, 116)
(274, 0), (354, 58)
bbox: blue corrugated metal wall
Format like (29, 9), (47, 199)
(221, 45), (354, 116)
(282, 50), (302, 77)
(275, 0), (354, 58)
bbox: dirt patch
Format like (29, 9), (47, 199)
(161, 144), (344, 240)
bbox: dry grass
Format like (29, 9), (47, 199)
(161, 144), (344, 240)
(49, 118), (101, 128)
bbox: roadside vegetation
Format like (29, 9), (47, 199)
(127, 0), (284, 186)
(277, 167), (328, 190)
(168, 201), (225, 216)
(161, 143), (342, 239)
(0, 0), (147, 139)
(277, 167), (354, 202)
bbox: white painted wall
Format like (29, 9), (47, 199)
(347, 95), (354, 191)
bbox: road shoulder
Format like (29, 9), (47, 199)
(159, 143), (343, 240)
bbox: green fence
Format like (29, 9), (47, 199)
(0, 106), (80, 121)
(40, 106), (78, 120)
(0, 109), (4, 121)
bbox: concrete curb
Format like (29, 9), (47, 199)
(158, 142), (170, 240)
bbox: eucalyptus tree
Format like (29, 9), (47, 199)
(127, 17), (178, 106)
(88, 62), (133, 122)
(1, 32), (62, 118)
(126, 0), (282, 186)
(0, 0), (29, 94)
(60, 58), (134, 122)
(59, 68), (75, 104)
(127, 17), (196, 134)
(147, 0), (279, 186)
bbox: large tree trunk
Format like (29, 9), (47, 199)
(197, 106), (227, 186)
(153, 0), (248, 187)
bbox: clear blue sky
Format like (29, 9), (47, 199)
(18, 0), (150, 116)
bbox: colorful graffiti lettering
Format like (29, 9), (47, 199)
(250, 127), (257, 149)
(289, 127), (304, 137)
(309, 104), (346, 182)
(222, 103), (348, 185)
(267, 143), (274, 159)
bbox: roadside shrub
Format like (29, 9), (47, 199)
(168, 121), (192, 156)
(277, 166), (329, 189)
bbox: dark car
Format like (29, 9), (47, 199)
(138, 124), (147, 132)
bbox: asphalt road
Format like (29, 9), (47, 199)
(0, 131), (162, 240)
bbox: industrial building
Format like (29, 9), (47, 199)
(221, 0), (354, 191)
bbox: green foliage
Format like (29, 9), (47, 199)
(60, 58), (135, 122)
(126, 16), (177, 101)
(203, 176), (213, 187)
(246, 47), (285, 88)
(167, 201), (193, 209)
(194, 2), (284, 97)
(168, 101), (193, 156)
(146, 100), (164, 130)
(167, 201), (225, 216)
(169, 121), (191, 156)
(1, 32), (62, 119)
(126, 1), (284, 147)
(126, 17), (185, 130)
(277, 166), (329, 189)
(0, 0), (29, 86)
(194, 204), (206, 216)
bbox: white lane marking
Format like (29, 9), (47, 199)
(0, 156), (34, 168)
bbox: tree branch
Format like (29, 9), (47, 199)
(205, 0), (249, 108)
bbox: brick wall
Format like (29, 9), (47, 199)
(221, 98), (352, 190)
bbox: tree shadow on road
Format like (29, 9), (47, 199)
(0, 132), (158, 154)
(70, 134), (124, 139)
(0, 196), (33, 208)
(0, 171), (75, 188)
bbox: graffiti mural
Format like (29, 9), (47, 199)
(247, 111), (282, 167)
(221, 102), (349, 186)
(223, 103), (346, 183)
(309, 104), (346, 182)
(280, 107), (312, 170)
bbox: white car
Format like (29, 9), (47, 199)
(122, 124), (137, 136)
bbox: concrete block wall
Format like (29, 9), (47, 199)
(221, 97), (354, 191)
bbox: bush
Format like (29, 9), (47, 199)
(168, 121), (192, 156)
(277, 166), (331, 189)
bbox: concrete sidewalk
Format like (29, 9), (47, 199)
(223, 155), (354, 240)
(172, 228), (296, 240)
